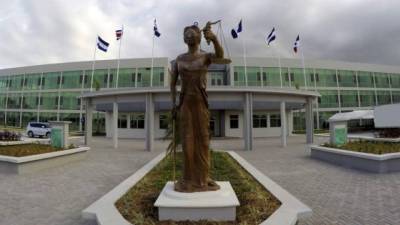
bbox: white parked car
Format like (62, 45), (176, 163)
(26, 122), (51, 138)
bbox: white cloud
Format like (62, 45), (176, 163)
(0, 0), (400, 69)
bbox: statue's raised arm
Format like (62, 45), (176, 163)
(202, 21), (231, 64)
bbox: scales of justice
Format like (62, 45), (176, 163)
(154, 20), (240, 221)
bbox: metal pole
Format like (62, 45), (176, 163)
(116, 26), (123, 88)
(150, 34), (155, 87)
(90, 39), (97, 92)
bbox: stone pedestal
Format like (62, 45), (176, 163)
(154, 181), (240, 221)
(49, 121), (71, 149)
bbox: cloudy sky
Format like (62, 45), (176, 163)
(1, 0), (400, 69)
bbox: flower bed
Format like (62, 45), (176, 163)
(0, 144), (65, 157)
(0, 144), (89, 174)
(82, 151), (311, 225)
(322, 140), (400, 155)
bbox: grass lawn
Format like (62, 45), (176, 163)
(0, 144), (64, 157)
(115, 151), (281, 225)
(323, 140), (400, 155)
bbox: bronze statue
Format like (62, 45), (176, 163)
(170, 21), (230, 193)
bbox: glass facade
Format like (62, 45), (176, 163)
(315, 69), (337, 87)
(318, 90), (339, 108)
(262, 67), (282, 87)
(22, 93), (39, 109)
(340, 90), (358, 108)
(60, 92), (80, 110)
(40, 92), (59, 110)
(358, 71), (374, 87)
(1, 58), (400, 132)
(359, 90), (376, 107)
(62, 71), (83, 89)
(338, 70), (356, 87)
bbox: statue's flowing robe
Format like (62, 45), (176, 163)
(175, 53), (211, 191)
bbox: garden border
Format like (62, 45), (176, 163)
(82, 151), (312, 225)
(310, 145), (400, 173)
(0, 146), (89, 174)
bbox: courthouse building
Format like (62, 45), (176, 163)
(0, 57), (399, 149)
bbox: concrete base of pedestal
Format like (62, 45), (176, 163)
(154, 181), (240, 221)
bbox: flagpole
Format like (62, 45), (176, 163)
(150, 34), (155, 87)
(116, 26), (123, 88)
(241, 36), (248, 86)
(90, 39), (97, 92)
(277, 49), (282, 88)
(301, 50), (307, 90)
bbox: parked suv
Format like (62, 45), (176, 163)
(26, 122), (51, 138)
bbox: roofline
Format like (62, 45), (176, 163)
(79, 86), (321, 99)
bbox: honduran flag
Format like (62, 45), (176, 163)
(266, 27), (276, 46)
(97, 36), (109, 52)
(293, 35), (300, 53)
(116, 29), (123, 40)
(154, 19), (161, 37)
(231, 19), (243, 39)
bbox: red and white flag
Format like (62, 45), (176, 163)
(116, 29), (123, 40)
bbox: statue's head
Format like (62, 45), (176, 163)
(183, 25), (201, 46)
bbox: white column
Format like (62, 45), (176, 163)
(145, 93), (154, 151)
(305, 97), (314, 144)
(112, 100), (118, 149)
(280, 101), (287, 147)
(243, 92), (253, 150)
(84, 98), (93, 146)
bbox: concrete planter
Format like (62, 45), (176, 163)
(310, 145), (400, 173)
(0, 147), (89, 174)
(82, 151), (311, 225)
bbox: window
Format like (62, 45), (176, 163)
(229, 115), (239, 129)
(234, 72), (238, 81)
(160, 72), (164, 83)
(257, 72), (261, 81)
(104, 74), (108, 84)
(59, 96), (63, 106)
(159, 114), (168, 129)
(131, 73), (135, 82)
(137, 73), (142, 82)
(130, 114), (145, 129)
(253, 114), (267, 128)
(290, 73), (294, 82)
(118, 114), (127, 128)
(270, 114), (281, 127)
(262, 72), (267, 84)
(285, 73), (289, 81)
(109, 74), (113, 84)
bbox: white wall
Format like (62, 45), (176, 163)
(106, 111), (167, 139)
(106, 110), (292, 139)
(225, 110), (292, 138)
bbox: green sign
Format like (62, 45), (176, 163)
(51, 128), (63, 149)
(334, 127), (347, 146)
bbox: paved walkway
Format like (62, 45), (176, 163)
(1, 136), (399, 225)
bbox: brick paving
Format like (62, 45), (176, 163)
(1, 136), (400, 225)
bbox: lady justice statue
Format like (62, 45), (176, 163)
(170, 21), (230, 193)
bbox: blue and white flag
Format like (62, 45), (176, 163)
(293, 35), (300, 53)
(231, 19), (243, 39)
(266, 27), (276, 46)
(154, 19), (161, 37)
(97, 36), (109, 52)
